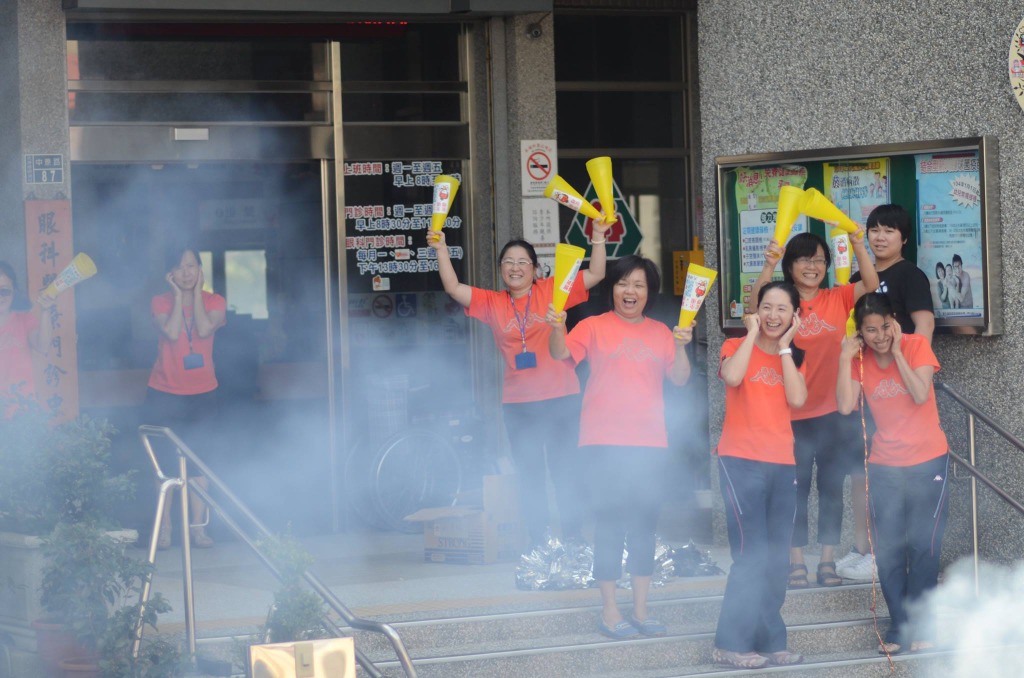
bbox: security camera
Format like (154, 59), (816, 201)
(526, 23), (542, 39)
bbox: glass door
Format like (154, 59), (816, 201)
(73, 161), (338, 533)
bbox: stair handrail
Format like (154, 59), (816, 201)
(136, 424), (417, 678)
(934, 382), (1024, 595)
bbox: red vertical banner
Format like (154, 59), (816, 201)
(24, 200), (80, 421)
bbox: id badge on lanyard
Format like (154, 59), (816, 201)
(510, 287), (536, 370)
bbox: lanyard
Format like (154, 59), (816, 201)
(508, 285), (532, 354)
(182, 308), (195, 352)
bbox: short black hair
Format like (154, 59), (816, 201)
(165, 247), (200, 275)
(866, 204), (912, 243)
(853, 292), (895, 329)
(604, 254), (660, 315)
(952, 253), (963, 266)
(781, 233), (831, 284)
(754, 280), (805, 368)
(498, 239), (539, 268)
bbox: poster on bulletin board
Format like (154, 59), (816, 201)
(914, 151), (984, 320)
(715, 137), (1001, 335)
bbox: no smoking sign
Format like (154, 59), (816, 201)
(520, 139), (557, 196)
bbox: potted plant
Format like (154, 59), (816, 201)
(0, 404), (138, 668)
(260, 533), (331, 643)
(39, 520), (185, 677)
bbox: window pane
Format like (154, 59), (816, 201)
(556, 91), (685, 148)
(225, 250), (269, 320)
(341, 24), (461, 81)
(70, 92), (328, 124)
(342, 92), (461, 122)
(554, 15), (682, 82)
(68, 38), (320, 81)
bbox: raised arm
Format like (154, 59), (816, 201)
(889, 324), (933, 405)
(668, 321), (694, 386)
(745, 239), (784, 314)
(836, 335), (863, 415)
(191, 268), (225, 339)
(427, 230), (472, 308)
(720, 314), (760, 387)
(28, 294), (56, 356)
(545, 303), (571, 360)
(582, 218), (612, 289)
(155, 275), (185, 340)
(849, 227), (879, 301)
(778, 315), (807, 408)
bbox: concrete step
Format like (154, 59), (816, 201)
(367, 618), (886, 678)
(346, 583), (888, 661)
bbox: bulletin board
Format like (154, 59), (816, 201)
(715, 136), (1002, 336)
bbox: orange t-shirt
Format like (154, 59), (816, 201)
(0, 311), (39, 401)
(718, 338), (804, 464)
(853, 333), (947, 467)
(565, 312), (676, 448)
(792, 284), (856, 420)
(466, 276), (588, 404)
(148, 291), (226, 396)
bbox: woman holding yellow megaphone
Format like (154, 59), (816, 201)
(546, 255), (693, 640)
(427, 219), (610, 549)
(748, 225), (878, 590)
(0, 260), (56, 416)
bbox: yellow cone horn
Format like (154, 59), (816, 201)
(42, 252), (97, 299)
(830, 227), (852, 285)
(552, 243), (587, 314)
(585, 156), (616, 224)
(801, 187), (859, 234)
(430, 175), (461, 232)
(773, 185), (806, 246)
(678, 264), (717, 329)
(544, 175), (604, 222)
(846, 308), (857, 338)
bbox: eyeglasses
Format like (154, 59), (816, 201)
(0, 289), (12, 297)
(501, 259), (533, 268)
(794, 257), (827, 267)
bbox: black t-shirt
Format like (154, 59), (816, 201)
(850, 259), (933, 334)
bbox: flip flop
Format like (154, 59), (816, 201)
(597, 620), (640, 640)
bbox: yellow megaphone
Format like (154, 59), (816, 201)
(846, 308), (857, 338)
(552, 243), (586, 314)
(430, 175), (460, 233)
(544, 175), (605, 223)
(773, 185), (806, 246)
(830, 227), (852, 285)
(585, 156), (616, 224)
(42, 253), (97, 299)
(801, 187), (859, 234)
(678, 264), (717, 329)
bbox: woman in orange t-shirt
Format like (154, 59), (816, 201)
(428, 223), (608, 547)
(837, 292), (948, 655)
(145, 247), (226, 549)
(547, 255), (693, 641)
(714, 281), (806, 669)
(750, 230), (878, 588)
(0, 261), (56, 415)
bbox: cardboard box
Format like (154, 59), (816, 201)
(404, 474), (521, 565)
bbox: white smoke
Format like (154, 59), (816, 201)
(913, 557), (1024, 675)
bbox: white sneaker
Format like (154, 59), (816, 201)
(838, 552), (877, 581)
(833, 550), (862, 572)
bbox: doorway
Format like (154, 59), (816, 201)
(73, 161), (337, 533)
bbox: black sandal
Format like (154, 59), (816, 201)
(816, 561), (842, 587)
(788, 563), (809, 589)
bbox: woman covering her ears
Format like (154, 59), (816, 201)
(837, 292), (949, 655)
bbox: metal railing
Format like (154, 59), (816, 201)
(935, 382), (1024, 595)
(135, 425), (417, 678)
